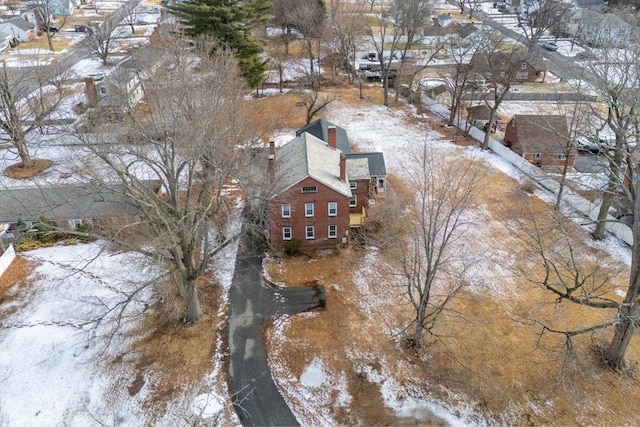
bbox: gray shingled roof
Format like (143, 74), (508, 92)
(507, 115), (571, 153)
(1, 17), (34, 31)
(345, 152), (386, 178)
(271, 132), (351, 199)
(296, 118), (352, 154)
(0, 181), (160, 224)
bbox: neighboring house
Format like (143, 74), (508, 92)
(470, 51), (546, 83)
(84, 57), (145, 116)
(432, 13), (463, 35)
(0, 181), (162, 234)
(0, 17), (35, 42)
(268, 119), (387, 250)
(459, 22), (478, 39)
(0, 30), (12, 51)
(46, 0), (78, 16)
(466, 104), (492, 130)
(20, 10), (38, 26)
(579, 10), (633, 47)
(504, 115), (575, 167)
(267, 133), (352, 250)
(425, 83), (451, 107)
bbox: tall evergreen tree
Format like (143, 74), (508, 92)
(169, 0), (271, 88)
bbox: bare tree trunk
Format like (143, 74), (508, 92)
(593, 142), (623, 239)
(185, 280), (203, 323)
(554, 152), (571, 210)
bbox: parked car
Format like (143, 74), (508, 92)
(135, 20), (149, 25)
(576, 50), (597, 61)
(576, 136), (615, 154)
(84, 4), (97, 10)
(74, 24), (91, 33)
(40, 26), (59, 33)
(541, 41), (558, 51)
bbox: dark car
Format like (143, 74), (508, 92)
(576, 50), (597, 61)
(41, 26), (59, 33)
(74, 24), (92, 33)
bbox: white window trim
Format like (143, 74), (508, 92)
(557, 153), (567, 160)
(349, 195), (357, 207)
(305, 226), (315, 240)
(328, 202), (337, 217)
(282, 227), (292, 241)
(281, 203), (291, 218)
(328, 225), (337, 239)
(531, 153), (541, 160)
(305, 202), (314, 217)
(350, 181), (357, 190)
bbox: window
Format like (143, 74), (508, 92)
(557, 153), (567, 161)
(302, 186), (317, 193)
(305, 226), (315, 240)
(99, 86), (107, 95)
(520, 62), (527, 70)
(282, 227), (292, 240)
(328, 225), (337, 239)
(68, 218), (83, 229)
(350, 181), (357, 190)
(281, 203), (291, 218)
(349, 195), (357, 207)
(305, 202), (314, 217)
(328, 202), (337, 216)
(531, 153), (541, 160)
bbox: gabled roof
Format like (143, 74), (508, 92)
(0, 181), (161, 224)
(0, 17), (34, 31)
(467, 104), (492, 121)
(0, 31), (11, 40)
(272, 132), (351, 199)
(575, 0), (604, 6)
(345, 152), (386, 179)
(472, 51), (546, 75)
(296, 118), (351, 154)
(508, 115), (570, 153)
(582, 10), (630, 29)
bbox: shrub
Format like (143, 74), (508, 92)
(284, 239), (302, 256)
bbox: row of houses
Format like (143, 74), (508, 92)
(0, 117), (387, 252)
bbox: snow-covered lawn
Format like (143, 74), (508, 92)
(0, 191), (243, 424)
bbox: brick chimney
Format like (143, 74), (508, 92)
(339, 153), (346, 181)
(268, 140), (276, 182)
(327, 125), (337, 149)
(84, 77), (98, 107)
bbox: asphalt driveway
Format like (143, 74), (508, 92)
(228, 230), (325, 426)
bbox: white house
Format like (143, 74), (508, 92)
(0, 30), (12, 51)
(46, 0), (78, 16)
(579, 10), (633, 47)
(0, 17), (35, 42)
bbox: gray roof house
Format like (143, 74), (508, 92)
(296, 118), (351, 154)
(0, 17), (35, 42)
(0, 30), (12, 51)
(579, 10), (633, 47)
(0, 181), (162, 230)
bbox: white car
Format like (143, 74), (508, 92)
(541, 41), (558, 51)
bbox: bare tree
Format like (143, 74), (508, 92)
(85, 20), (118, 65)
(517, 0), (569, 48)
(327, 0), (368, 83)
(0, 62), (70, 170)
(271, 0), (297, 55)
(437, 35), (476, 127)
(33, 0), (59, 52)
(585, 47), (640, 240)
(399, 143), (485, 347)
(76, 37), (255, 323)
(469, 29), (538, 150)
(366, 0), (404, 106)
(266, 42), (292, 93)
(389, 0), (435, 102)
(285, 0), (326, 81)
(122, 8), (138, 34)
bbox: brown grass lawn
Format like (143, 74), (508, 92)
(261, 86), (640, 425)
(1, 76), (638, 424)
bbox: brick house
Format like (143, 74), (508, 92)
(504, 115), (575, 167)
(470, 51), (547, 84)
(268, 120), (387, 250)
(267, 133), (352, 250)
